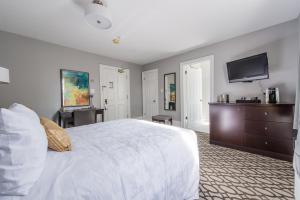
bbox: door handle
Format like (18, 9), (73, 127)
(153, 100), (156, 103)
(104, 99), (108, 104)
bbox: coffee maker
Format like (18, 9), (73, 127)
(265, 88), (279, 104)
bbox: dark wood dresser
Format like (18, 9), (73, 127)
(209, 103), (294, 161)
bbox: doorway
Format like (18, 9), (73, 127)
(142, 69), (159, 120)
(180, 55), (214, 133)
(100, 65), (130, 121)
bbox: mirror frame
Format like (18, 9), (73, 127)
(164, 72), (176, 111)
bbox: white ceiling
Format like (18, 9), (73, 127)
(0, 0), (299, 65)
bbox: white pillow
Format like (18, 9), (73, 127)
(9, 103), (40, 123)
(0, 105), (48, 196)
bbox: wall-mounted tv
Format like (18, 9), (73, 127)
(227, 53), (269, 83)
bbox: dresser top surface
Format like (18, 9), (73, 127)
(209, 102), (294, 107)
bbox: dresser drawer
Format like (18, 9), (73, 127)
(245, 106), (293, 123)
(269, 138), (293, 155)
(243, 134), (269, 151)
(244, 120), (292, 139)
(210, 122), (243, 146)
(243, 134), (293, 155)
(210, 105), (244, 122)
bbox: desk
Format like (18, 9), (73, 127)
(152, 115), (173, 125)
(58, 108), (104, 128)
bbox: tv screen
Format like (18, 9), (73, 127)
(227, 53), (269, 83)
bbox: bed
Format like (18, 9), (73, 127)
(4, 119), (199, 200)
(295, 135), (300, 200)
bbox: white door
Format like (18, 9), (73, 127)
(117, 69), (130, 119)
(142, 69), (158, 120)
(181, 56), (214, 133)
(100, 65), (130, 121)
(100, 65), (118, 121)
(186, 66), (204, 131)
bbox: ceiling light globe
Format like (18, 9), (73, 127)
(85, 2), (112, 30)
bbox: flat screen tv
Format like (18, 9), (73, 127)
(227, 53), (269, 83)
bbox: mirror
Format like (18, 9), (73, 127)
(164, 73), (176, 111)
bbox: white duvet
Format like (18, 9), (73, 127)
(3, 119), (199, 200)
(294, 135), (300, 200)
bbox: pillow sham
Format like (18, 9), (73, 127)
(0, 106), (48, 196)
(9, 103), (40, 123)
(40, 117), (72, 152)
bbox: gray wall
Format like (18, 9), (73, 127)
(0, 31), (143, 119)
(143, 19), (299, 121)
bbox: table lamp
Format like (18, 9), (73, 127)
(90, 88), (95, 108)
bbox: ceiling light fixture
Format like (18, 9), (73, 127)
(85, 0), (112, 30)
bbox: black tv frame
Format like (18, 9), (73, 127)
(227, 52), (269, 83)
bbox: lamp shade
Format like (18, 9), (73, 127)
(0, 66), (9, 84)
(90, 89), (95, 95)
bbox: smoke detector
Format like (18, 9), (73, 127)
(85, 0), (112, 30)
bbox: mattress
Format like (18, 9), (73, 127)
(296, 171), (300, 200)
(295, 137), (300, 200)
(3, 119), (199, 200)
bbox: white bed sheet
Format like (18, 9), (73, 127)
(2, 119), (199, 200)
(295, 170), (300, 200)
(294, 137), (300, 200)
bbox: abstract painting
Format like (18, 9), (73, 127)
(60, 69), (90, 107)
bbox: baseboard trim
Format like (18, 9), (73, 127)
(173, 120), (181, 127)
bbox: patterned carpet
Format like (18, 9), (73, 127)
(197, 133), (294, 200)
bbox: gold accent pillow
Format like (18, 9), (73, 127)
(40, 117), (72, 152)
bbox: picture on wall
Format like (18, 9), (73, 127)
(60, 69), (90, 107)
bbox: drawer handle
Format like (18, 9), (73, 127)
(264, 127), (268, 131)
(264, 112), (268, 116)
(265, 141), (268, 145)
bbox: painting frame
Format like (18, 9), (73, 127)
(60, 69), (90, 108)
(164, 72), (176, 111)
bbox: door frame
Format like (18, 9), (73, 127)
(123, 68), (131, 118)
(180, 55), (214, 129)
(142, 69), (159, 119)
(99, 64), (131, 119)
